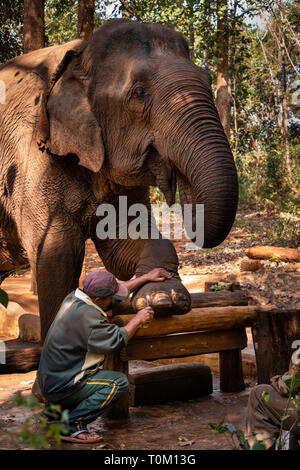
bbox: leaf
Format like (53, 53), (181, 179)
(178, 436), (195, 446)
(262, 391), (270, 402)
(235, 429), (250, 450)
(0, 288), (8, 308)
(224, 423), (237, 433)
(252, 440), (267, 450)
(206, 422), (229, 434)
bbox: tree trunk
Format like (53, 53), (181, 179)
(281, 41), (294, 189)
(215, 0), (231, 142)
(189, 24), (195, 60)
(23, 0), (45, 53)
(121, 0), (132, 18)
(77, 0), (95, 40)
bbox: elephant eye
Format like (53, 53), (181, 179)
(134, 86), (145, 98)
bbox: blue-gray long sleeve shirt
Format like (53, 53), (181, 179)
(37, 288), (128, 401)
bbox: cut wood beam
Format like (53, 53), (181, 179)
(121, 328), (248, 361)
(113, 306), (257, 337)
(112, 290), (249, 315)
(246, 245), (300, 262)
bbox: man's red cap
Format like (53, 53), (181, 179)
(82, 270), (129, 300)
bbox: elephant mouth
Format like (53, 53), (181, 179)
(145, 145), (180, 207)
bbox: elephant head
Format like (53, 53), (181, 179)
(36, 19), (238, 315)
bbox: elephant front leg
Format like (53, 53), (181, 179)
(28, 227), (85, 341)
(91, 232), (191, 316)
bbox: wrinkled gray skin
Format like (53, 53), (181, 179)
(0, 19), (238, 340)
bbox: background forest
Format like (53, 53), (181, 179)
(0, 0), (299, 230)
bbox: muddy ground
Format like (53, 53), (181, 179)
(0, 208), (298, 450)
(0, 368), (255, 450)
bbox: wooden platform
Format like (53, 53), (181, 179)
(129, 362), (213, 406)
(105, 305), (258, 418)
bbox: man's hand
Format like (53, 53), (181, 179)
(145, 268), (172, 282)
(122, 268), (171, 293)
(124, 307), (154, 340)
(135, 306), (154, 327)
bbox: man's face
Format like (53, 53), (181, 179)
(92, 296), (114, 313)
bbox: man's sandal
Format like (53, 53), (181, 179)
(60, 430), (103, 443)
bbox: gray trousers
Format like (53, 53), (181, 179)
(246, 384), (300, 449)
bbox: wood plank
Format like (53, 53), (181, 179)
(0, 339), (41, 373)
(121, 328), (248, 361)
(113, 306), (257, 337)
(103, 350), (129, 419)
(112, 290), (249, 315)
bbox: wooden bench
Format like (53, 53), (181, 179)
(105, 305), (258, 418)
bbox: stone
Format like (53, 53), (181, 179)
(0, 302), (26, 338)
(18, 314), (41, 343)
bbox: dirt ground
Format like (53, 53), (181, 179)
(0, 368), (255, 450)
(0, 208), (298, 450)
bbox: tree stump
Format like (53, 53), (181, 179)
(252, 308), (300, 384)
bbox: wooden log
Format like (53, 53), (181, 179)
(113, 306), (257, 337)
(112, 290), (249, 315)
(252, 307), (300, 384)
(219, 349), (245, 392)
(246, 245), (300, 263)
(0, 339), (41, 374)
(240, 258), (263, 272)
(204, 282), (241, 292)
(121, 328), (248, 361)
(129, 363), (213, 406)
(103, 349), (129, 419)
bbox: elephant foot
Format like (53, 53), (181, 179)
(132, 278), (191, 316)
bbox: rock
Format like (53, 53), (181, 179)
(240, 259), (262, 272)
(18, 314), (41, 343)
(0, 302), (26, 338)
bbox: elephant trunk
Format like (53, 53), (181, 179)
(153, 64), (239, 248)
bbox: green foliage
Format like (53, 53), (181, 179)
(0, 0), (23, 63)
(45, 0), (78, 46)
(0, 0), (299, 218)
(207, 422), (252, 450)
(0, 264), (30, 308)
(12, 392), (69, 450)
(210, 282), (230, 291)
(208, 369), (300, 450)
(282, 372), (300, 391)
(0, 287), (8, 308)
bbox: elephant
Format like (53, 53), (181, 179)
(0, 19), (238, 341)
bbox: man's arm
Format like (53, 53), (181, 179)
(122, 268), (172, 293)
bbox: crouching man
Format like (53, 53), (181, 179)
(245, 351), (300, 450)
(37, 268), (171, 443)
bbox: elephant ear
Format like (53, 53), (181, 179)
(36, 48), (105, 173)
